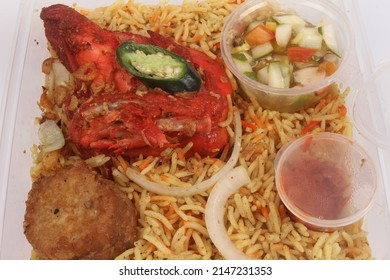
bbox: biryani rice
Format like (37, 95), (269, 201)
(31, 0), (372, 260)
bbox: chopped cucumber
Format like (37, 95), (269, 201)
(231, 42), (251, 54)
(294, 27), (323, 50)
(273, 54), (289, 65)
(272, 15), (306, 31)
(275, 24), (292, 48)
(319, 23), (339, 56)
(251, 42), (274, 59)
(245, 71), (257, 80)
(268, 62), (286, 88)
(290, 32), (303, 45)
(232, 52), (255, 79)
(293, 67), (326, 86)
(280, 64), (292, 88)
(232, 51), (253, 62)
(256, 66), (269, 84)
(246, 20), (262, 32)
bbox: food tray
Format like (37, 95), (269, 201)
(0, 0), (389, 259)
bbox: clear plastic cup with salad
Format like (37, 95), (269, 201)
(221, 0), (353, 112)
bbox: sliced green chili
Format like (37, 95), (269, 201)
(117, 42), (202, 93)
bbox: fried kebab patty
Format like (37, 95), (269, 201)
(23, 160), (138, 260)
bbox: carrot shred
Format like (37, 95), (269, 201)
(250, 251), (263, 259)
(177, 151), (186, 161)
(150, 10), (161, 23)
(161, 18), (170, 25)
(271, 243), (284, 251)
(278, 204), (287, 219)
(339, 104), (347, 117)
(250, 114), (263, 128)
(261, 206), (269, 219)
(258, 187), (265, 195)
(139, 156), (153, 170)
(193, 34), (204, 42)
(164, 27), (173, 34)
(167, 204), (175, 214)
(166, 213), (179, 221)
(301, 120), (320, 135)
(239, 187), (250, 195)
(315, 99), (326, 111)
(241, 120), (257, 131)
(151, 24), (161, 32)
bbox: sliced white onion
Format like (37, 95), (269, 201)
(52, 60), (72, 88)
(38, 120), (65, 152)
(205, 166), (252, 260)
(125, 111), (242, 197)
(46, 59), (71, 96)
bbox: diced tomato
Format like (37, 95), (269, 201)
(244, 25), (275, 46)
(287, 47), (317, 62)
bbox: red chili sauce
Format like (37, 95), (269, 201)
(280, 142), (351, 220)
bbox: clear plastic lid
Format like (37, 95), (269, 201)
(353, 61), (390, 150)
(274, 132), (377, 231)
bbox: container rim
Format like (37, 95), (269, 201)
(274, 132), (378, 230)
(352, 60), (390, 151)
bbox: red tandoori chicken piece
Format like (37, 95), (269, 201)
(40, 4), (232, 158)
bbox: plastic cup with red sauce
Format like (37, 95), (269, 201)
(274, 132), (377, 231)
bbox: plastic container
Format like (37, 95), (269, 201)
(274, 132), (377, 232)
(353, 61), (390, 151)
(220, 0), (354, 112)
(0, 0), (389, 260)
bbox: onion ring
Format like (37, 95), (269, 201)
(205, 166), (252, 260)
(72, 62), (98, 81)
(125, 110), (242, 197)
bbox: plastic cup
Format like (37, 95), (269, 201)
(220, 0), (353, 112)
(274, 132), (377, 231)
